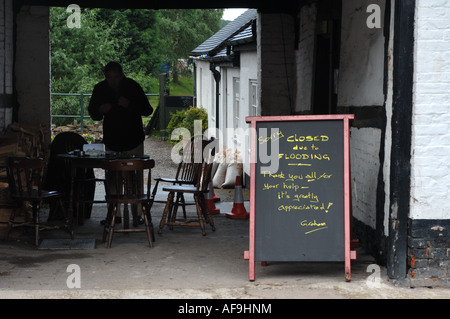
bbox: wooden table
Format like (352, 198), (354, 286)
(58, 152), (149, 225)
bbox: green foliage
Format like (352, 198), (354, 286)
(96, 9), (161, 75)
(157, 9), (223, 81)
(166, 106), (208, 144)
(50, 7), (126, 93)
(50, 8), (223, 126)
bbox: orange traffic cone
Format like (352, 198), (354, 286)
(226, 175), (249, 219)
(205, 180), (220, 215)
(212, 187), (220, 202)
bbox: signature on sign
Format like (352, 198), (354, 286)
(300, 220), (328, 235)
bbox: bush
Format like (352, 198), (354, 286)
(166, 106), (208, 144)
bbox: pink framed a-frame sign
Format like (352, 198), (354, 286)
(244, 114), (356, 282)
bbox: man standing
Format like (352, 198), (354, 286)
(89, 62), (153, 224)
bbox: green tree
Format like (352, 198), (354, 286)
(96, 9), (162, 75)
(157, 9), (223, 83)
(50, 7), (128, 93)
(50, 7), (129, 125)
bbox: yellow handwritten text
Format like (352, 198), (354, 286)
(286, 135), (329, 143)
(262, 171), (333, 183)
(285, 172), (333, 182)
(300, 220), (328, 235)
(258, 131), (284, 145)
(293, 192), (319, 203)
(283, 182), (300, 192)
(279, 153), (331, 161)
(277, 202), (334, 213)
(262, 171), (285, 179)
(278, 202), (331, 213)
(300, 220), (327, 227)
(262, 183), (279, 191)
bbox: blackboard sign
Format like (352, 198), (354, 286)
(245, 115), (356, 281)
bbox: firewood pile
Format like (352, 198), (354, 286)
(0, 122), (49, 237)
(51, 121), (103, 141)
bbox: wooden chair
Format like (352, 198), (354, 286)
(102, 158), (155, 248)
(158, 142), (216, 236)
(6, 157), (74, 247)
(45, 132), (100, 224)
(150, 139), (204, 220)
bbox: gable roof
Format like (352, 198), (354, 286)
(228, 24), (255, 45)
(190, 9), (257, 57)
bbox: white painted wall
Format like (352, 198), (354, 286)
(410, 0), (450, 220)
(195, 50), (257, 175)
(236, 51), (257, 174)
(338, 0), (386, 108)
(349, 127), (381, 228)
(338, 0), (387, 228)
(195, 60), (214, 131)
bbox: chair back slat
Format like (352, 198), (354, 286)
(104, 158), (155, 201)
(7, 157), (45, 198)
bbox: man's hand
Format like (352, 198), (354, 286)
(99, 103), (112, 114)
(118, 96), (130, 108)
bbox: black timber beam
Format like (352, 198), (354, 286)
(387, 0), (416, 281)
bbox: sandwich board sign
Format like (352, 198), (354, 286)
(244, 115), (356, 281)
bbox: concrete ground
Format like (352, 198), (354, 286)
(1, 190), (449, 300)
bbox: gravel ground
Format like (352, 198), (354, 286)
(143, 136), (179, 183)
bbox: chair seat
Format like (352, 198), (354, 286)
(155, 177), (195, 184)
(11, 190), (63, 202)
(162, 184), (208, 194)
(104, 194), (154, 204)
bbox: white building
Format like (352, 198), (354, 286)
(191, 9), (257, 176)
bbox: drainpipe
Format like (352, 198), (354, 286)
(210, 63), (221, 130)
(193, 63), (197, 107)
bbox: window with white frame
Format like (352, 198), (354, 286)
(249, 80), (258, 116)
(233, 77), (240, 130)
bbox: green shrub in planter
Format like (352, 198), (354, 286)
(166, 106), (208, 145)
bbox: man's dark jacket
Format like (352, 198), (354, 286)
(88, 77), (153, 152)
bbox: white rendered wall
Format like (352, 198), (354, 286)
(338, 0), (387, 228)
(410, 0), (450, 220)
(195, 60), (214, 131)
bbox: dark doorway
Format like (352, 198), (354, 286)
(312, 0), (342, 115)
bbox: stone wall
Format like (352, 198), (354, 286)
(408, 219), (450, 287)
